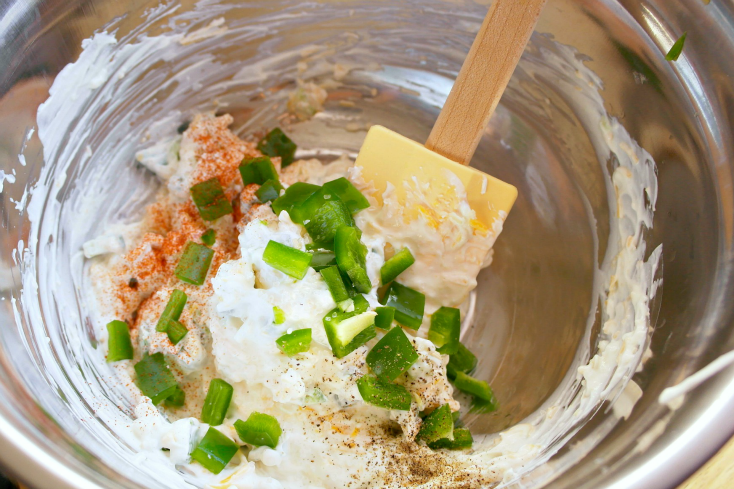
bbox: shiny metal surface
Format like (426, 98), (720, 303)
(0, 0), (733, 488)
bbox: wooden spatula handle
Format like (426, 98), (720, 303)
(425, 0), (547, 165)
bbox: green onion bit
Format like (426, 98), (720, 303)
(106, 320), (133, 362)
(134, 353), (180, 405)
(156, 289), (188, 332)
(175, 242), (215, 286)
(234, 412), (282, 448)
(190, 427), (238, 474)
(190, 178), (233, 221)
(201, 378), (234, 426)
(262, 240), (312, 280)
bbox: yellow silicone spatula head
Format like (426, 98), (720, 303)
(354, 0), (547, 230)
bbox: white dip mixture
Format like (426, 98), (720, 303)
(12, 3), (662, 489)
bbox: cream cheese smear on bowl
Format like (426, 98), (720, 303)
(13, 4), (662, 489)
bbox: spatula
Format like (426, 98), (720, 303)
(354, 0), (547, 229)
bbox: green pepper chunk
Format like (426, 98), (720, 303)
(357, 374), (411, 411)
(379, 282), (425, 330)
(469, 394), (499, 413)
(428, 306), (461, 355)
(374, 306), (396, 330)
(191, 427), (238, 474)
(366, 326), (419, 381)
(453, 371), (495, 402)
(235, 412), (282, 448)
(380, 248), (415, 284)
(134, 353), (179, 405)
(175, 242), (215, 286)
(271, 182), (320, 222)
(164, 385), (186, 408)
(323, 309), (377, 358)
(256, 179), (284, 203)
(257, 128), (297, 167)
(417, 404), (454, 443)
(201, 229), (216, 246)
(166, 319), (188, 345)
(190, 178), (233, 221)
(239, 156), (278, 185)
(156, 289), (188, 332)
(322, 177), (370, 214)
(320, 265), (350, 303)
(310, 250), (337, 271)
(262, 240), (312, 279)
(446, 342), (477, 380)
(201, 378), (234, 426)
(335, 226), (372, 293)
(276, 328), (312, 356)
(427, 428), (473, 450)
(304, 199), (354, 248)
(106, 320), (133, 362)
(352, 294), (370, 314)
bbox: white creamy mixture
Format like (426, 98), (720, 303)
(11, 3), (663, 489)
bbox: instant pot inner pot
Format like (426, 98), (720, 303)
(2, 1), (734, 489)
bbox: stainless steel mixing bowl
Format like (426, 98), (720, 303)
(1, 0), (733, 488)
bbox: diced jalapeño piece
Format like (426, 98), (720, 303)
(134, 353), (179, 405)
(320, 265), (350, 303)
(379, 282), (425, 330)
(190, 178), (233, 221)
(374, 306), (396, 330)
(322, 177), (370, 214)
(257, 128), (297, 167)
(106, 320), (133, 362)
(156, 289), (187, 332)
(239, 155), (278, 185)
(271, 182), (320, 222)
(335, 226), (371, 293)
(164, 385), (185, 408)
(201, 378), (234, 426)
(366, 326), (419, 381)
(427, 428), (473, 450)
(417, 404), (454, 444)
(303, 198), (354, 248)
(357, 374), (411, 411)
(175, 242), (214, 286)
(310, 250), (337, 271)
(235, 412), (282, 448)
(469, 394), (499, 414)
(262, 240), (312, 279)
(190, 427), (238, 474)
(323, 309), (377, 358)
(380, 248), (415, 284)
(256, 179), (284, 203)
(276, 328), (312, 356)
(446, 342), (478, 380)
(273, 306), (286, 324)
(428, 306), (461, 355)
(453, 371), (495, 402)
